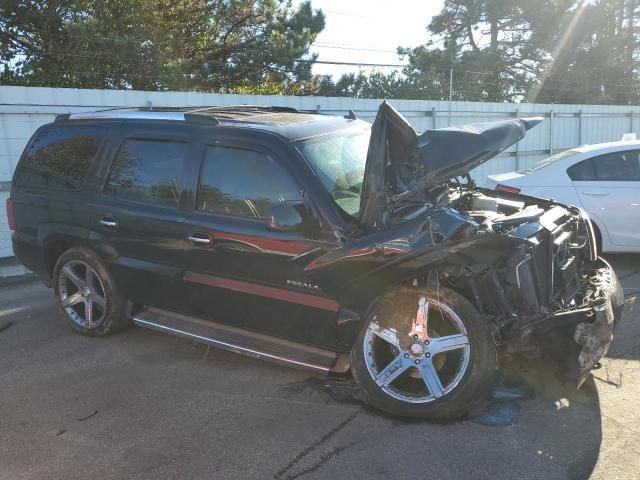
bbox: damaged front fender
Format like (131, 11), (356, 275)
(305, 207), (522, 312)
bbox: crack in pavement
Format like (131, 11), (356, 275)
(76, 410), (98, 422)
(282, 441), (358, 480)
(274, 410), (360, 479)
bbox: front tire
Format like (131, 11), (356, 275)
(351, 287), (496, 420)
(53, 247), (129, 336)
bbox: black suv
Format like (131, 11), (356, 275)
(7, 103), (623, 419)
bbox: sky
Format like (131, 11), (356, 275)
(295, 0), (446, 78)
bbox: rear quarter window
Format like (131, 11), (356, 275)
(567, 158), (596, 181)
(15, 126), (106, 189)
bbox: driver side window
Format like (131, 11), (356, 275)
(197, 146), (302, 218)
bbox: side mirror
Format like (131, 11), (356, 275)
(265, 201), (305, 232)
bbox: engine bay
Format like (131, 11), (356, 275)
(430, 186), (598, 331)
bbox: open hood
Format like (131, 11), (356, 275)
(359, 101), (542, 229)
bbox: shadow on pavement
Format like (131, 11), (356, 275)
(279, 354), (602, 480)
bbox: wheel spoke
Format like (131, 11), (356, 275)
(85, 267), (94, 289)
(364, 296), (472, 405)
(62, 292), (83, 307)
(374, 355), (408, 387)
(429, 333), (469, 356)
(91, 292), (106, 307)
(371, 327), (400, 349)
(85, 300), (93, 327)
(417, 358), (445, 398)
(62, 266), (85, 289)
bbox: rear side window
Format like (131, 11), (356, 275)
(569, 151), (640, 181)
(106, 139), (186, 206)
(15, 126), (105, 189)
(592, 150), (640, 181)
(567, 158), (596, 181)
(198, 146), (301, 218)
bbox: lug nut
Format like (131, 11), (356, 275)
(426, 353), (431, 358)
(404, 353), (409, 358)
(413, 334), (419, 340)
(415, 359), (421, 364)
(424, 340), (430, 345)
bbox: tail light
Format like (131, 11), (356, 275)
(495, 184), (521, 194)
(6, 198), (16, 234)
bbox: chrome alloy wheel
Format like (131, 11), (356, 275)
(363, 297), (471, 404)
(58, 260), (107, 329)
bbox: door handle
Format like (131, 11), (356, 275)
(582, 191), (609, 196)
(187, 233), (212, 247)
(99, 217), (118, 228)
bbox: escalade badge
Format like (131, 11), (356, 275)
(287, 280), (321, 292)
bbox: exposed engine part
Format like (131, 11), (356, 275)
(469, 193), (524, 213)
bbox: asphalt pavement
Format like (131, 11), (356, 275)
(1, 254), (639, 480)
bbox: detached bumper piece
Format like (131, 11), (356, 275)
(572, 259), (624, 384)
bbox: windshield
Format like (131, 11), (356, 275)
(517, 149), (580, 174)
(299, 128), (370, 217)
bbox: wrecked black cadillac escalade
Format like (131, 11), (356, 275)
(9, 102), (624, 419)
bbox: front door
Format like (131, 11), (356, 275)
(181, 140), (340, 350)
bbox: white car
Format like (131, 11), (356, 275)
(486, 140), (640, 253)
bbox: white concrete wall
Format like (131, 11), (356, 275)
(2, 85), (640, 258)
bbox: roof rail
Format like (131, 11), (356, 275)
(53, 104), (310, 125)
(187, 105), (300, 113)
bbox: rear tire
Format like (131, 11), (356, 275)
(351, 287), (496, 420)
(53, 247), (129, 336)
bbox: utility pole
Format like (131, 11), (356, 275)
(448, 68), (453, 126)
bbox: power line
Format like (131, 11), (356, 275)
(314, 40), (398, 50)
(297, 59), (406, 68)
(33, 49), (406, 69)
(313, 43), (397, 53)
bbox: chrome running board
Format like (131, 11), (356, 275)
(132, 307), (341, 373)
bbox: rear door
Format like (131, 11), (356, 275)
(569, 150), (640, 247)
(82, 124), (193, 311)
(180, 135), (340, 350)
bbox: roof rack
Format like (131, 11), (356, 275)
(184, 105), (299, 115)
(55, 104), (316, 124)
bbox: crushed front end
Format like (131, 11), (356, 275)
(308, 102), (623, 386)
(446, 189), (624, 384)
